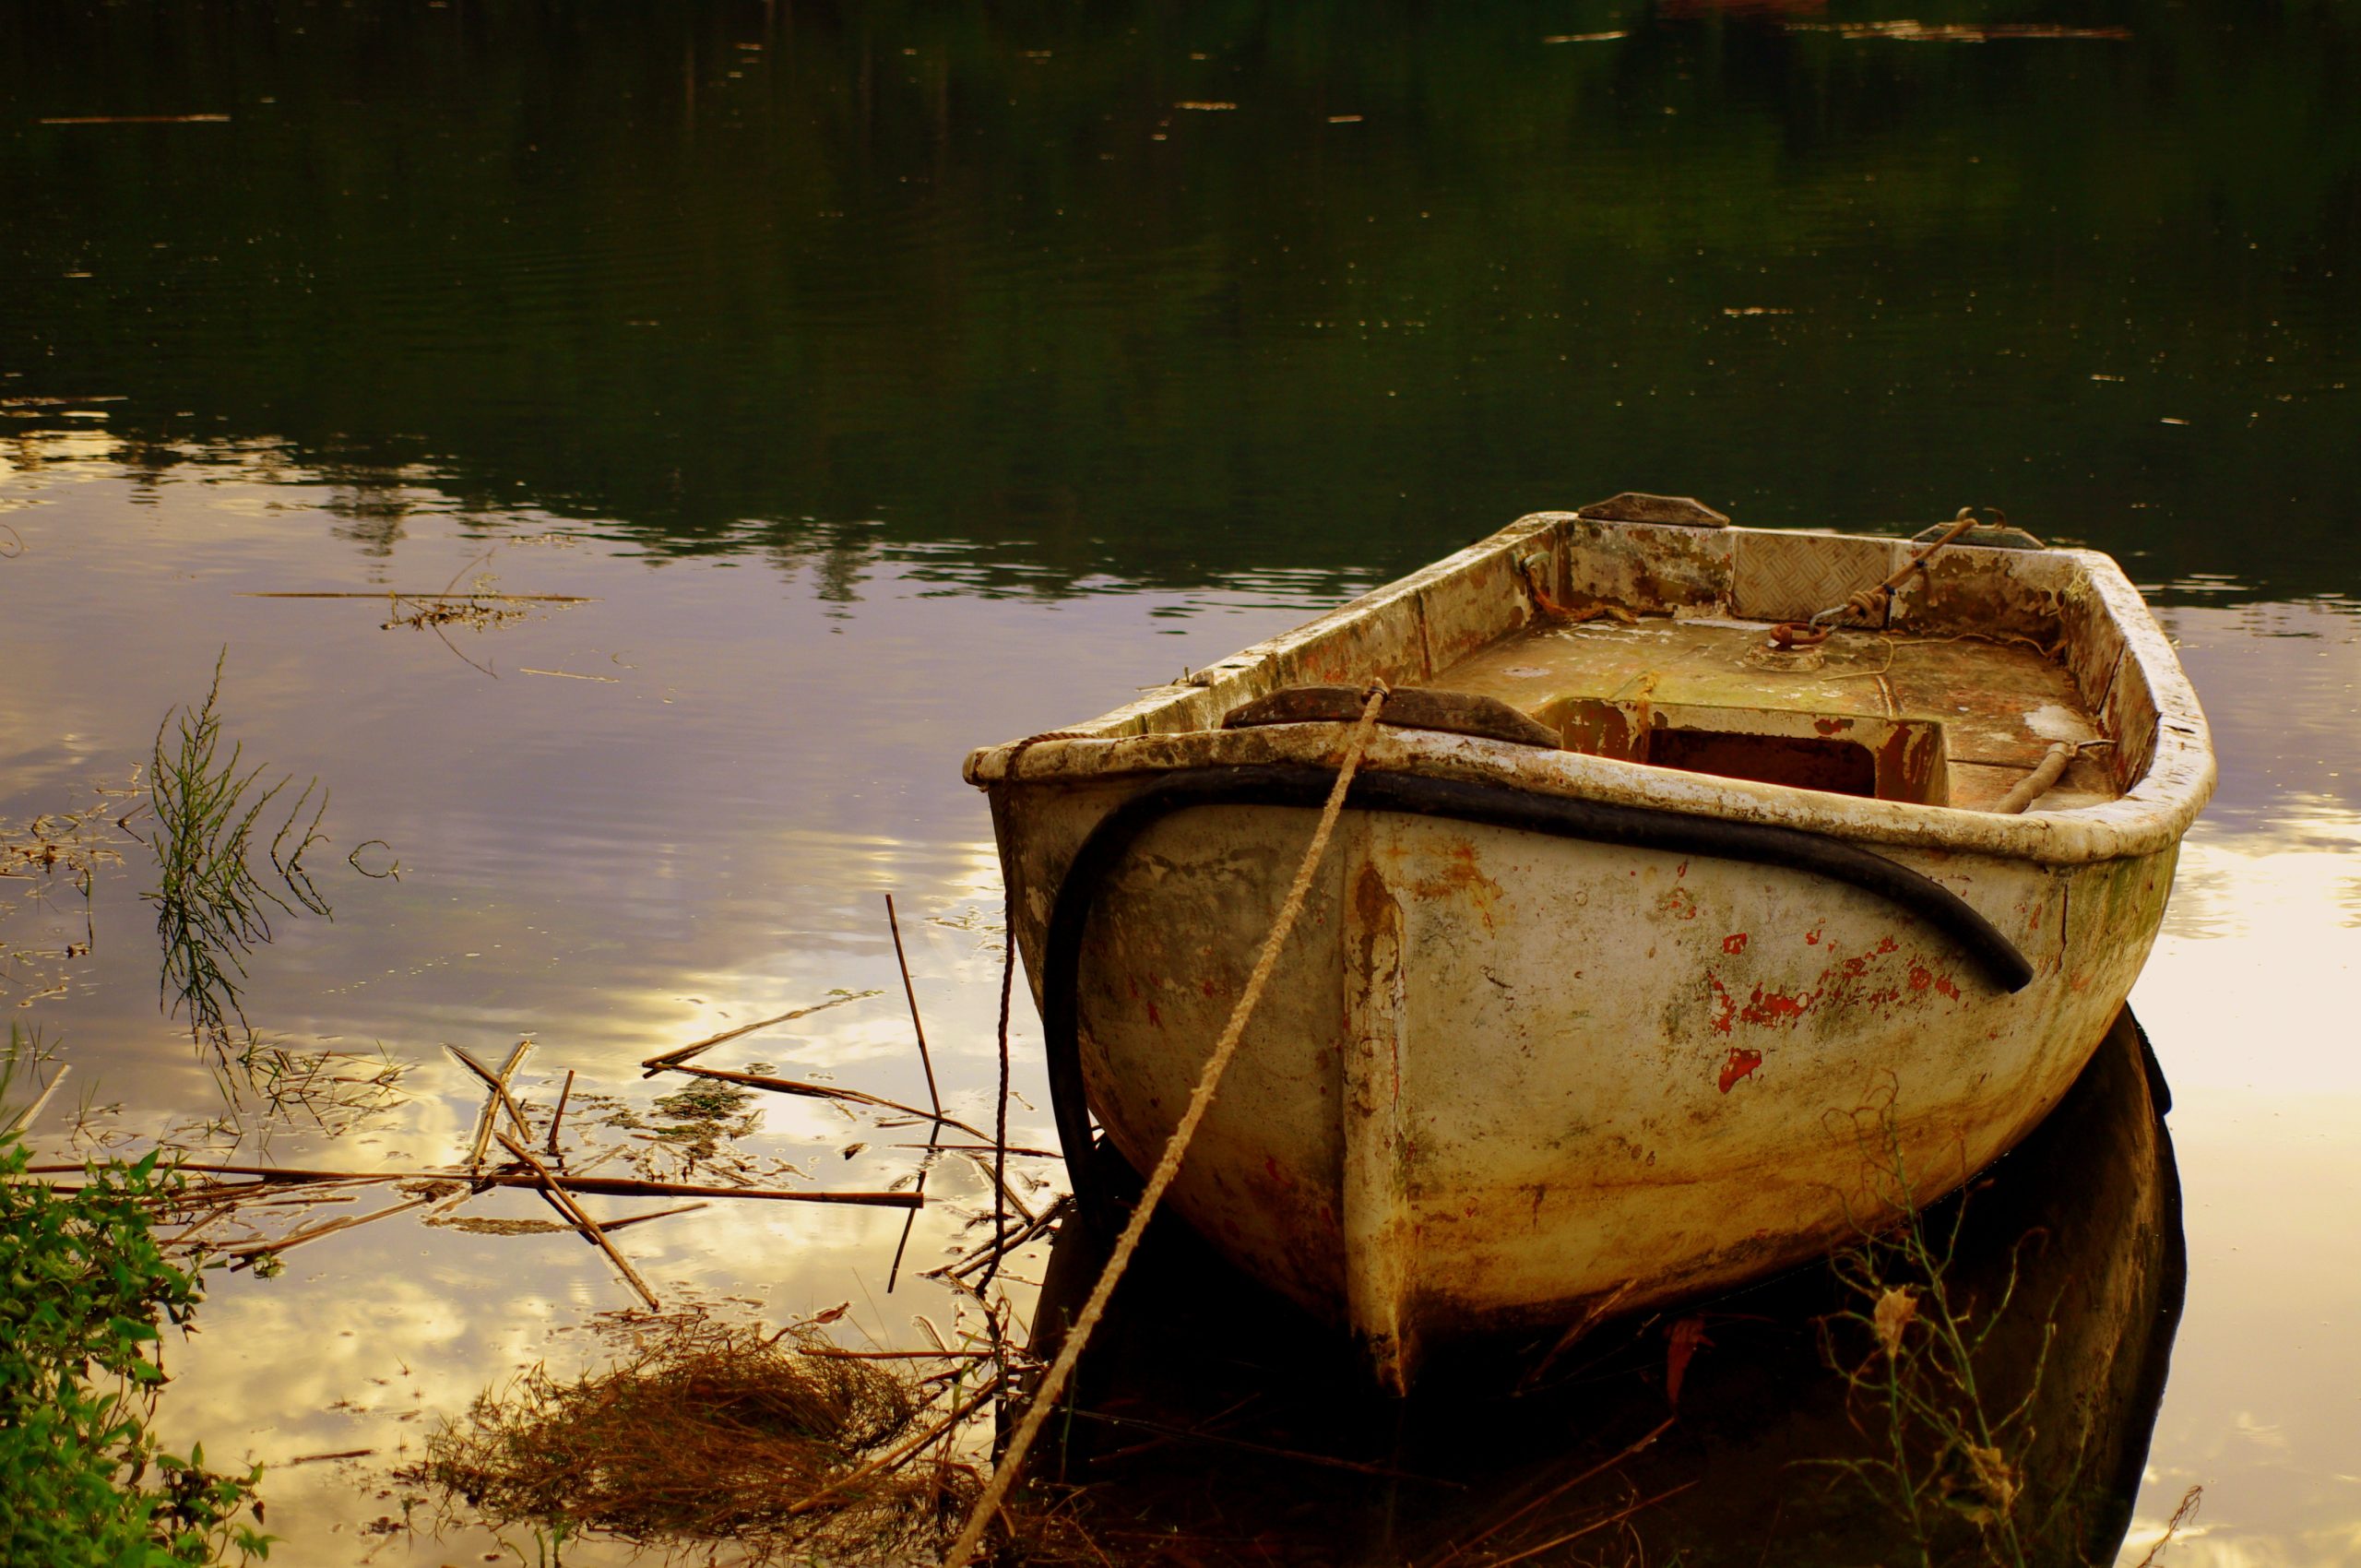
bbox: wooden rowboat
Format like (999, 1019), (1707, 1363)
(964, 497), (2213, 1392)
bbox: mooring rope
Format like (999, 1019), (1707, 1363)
(941, 683), (1391, 1568)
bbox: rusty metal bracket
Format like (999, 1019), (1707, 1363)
(1037, 765), (2035, 1203)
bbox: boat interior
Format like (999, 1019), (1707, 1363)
(1430, 614), (2114, 813)
(1416, 501), (2142, 814)
(978, 499), (2169, 819)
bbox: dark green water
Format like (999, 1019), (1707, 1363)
(4, 5), (2358, 1563)
(6, 0), (2356, 593)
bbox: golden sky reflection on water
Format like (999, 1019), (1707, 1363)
(5, 439), (2360, 1562)
(2115, 604), (2361, 1567)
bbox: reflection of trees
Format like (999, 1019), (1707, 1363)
(2, 0), (2355, 599)
(761, 518), (878, 610)
(325, 482), (414, 557)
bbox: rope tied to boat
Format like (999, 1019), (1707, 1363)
(1768, 506), (1997, 649)
(942, 681), (1394, 1568)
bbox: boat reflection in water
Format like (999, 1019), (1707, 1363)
(1025, 1007), (2182, 1567)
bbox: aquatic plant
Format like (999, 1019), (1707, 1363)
(0, 1125), (272, 1564)
(640, 1077), (761, 1170)
(145, 652), (330, 1045)
(222, 1033), (408, 1136)
(1815, 1111), (2059, 1568)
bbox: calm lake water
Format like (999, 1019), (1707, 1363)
(4, 2), (2357, 1562)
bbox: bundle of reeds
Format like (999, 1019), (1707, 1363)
(420, 1317), (977, 1562)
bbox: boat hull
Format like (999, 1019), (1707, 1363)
(992, 762), (2175, 1390)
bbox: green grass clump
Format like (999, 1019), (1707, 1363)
(0, 1127), (272, 1564)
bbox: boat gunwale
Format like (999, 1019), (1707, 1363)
(965, 514), (2215, 868)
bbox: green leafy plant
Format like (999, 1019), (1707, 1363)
(0, 1127), (273, 1564)
(145, 652), (330, 1046)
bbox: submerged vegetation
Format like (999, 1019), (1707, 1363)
(0, 788), (129, 1006)
(219, 1036), (409, 1139)
(592, 1077), (765, 1173)
(144, 654), (332, 1047)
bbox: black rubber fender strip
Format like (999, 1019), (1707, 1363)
(1038, 764), (2036, 1196)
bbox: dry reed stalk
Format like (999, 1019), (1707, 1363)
(464, 1040), (535, 1166)
(1426, 1416), (1675, 1568)
(5, 1063), (70, 1134)
(593, 1201), (707, 1233)
(662, 1064), (994, 1144)
(450, 1045), (538, 1146)
(984, 871), (1021, 1292)
(1062, 1408), (1458, 1485)
(638, 991), (879, 1076)
(495, 1130), (660, 1310)
(221, 1194), (433, 1266)
(1485, 1481), (1696, 1568)
(39, 113), (233, 125)
(545, 1067), (575, 1153)
(883, 893), (945, 1294)
(1518, 1278), (1638, 1392)
(957, 1148), (1037, 1225)
(934, 1196), (1068, 1282)
(884, 894), (943, 1116)
(24, 1161), (920, 1206)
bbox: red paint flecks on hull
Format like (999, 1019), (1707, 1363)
(1706, 973), (1737, 1035)
(1740, 985), (1809, 1026)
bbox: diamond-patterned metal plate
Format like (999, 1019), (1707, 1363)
(1730, 531), (1904, 626)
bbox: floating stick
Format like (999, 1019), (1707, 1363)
(4, 1063), (70, 1134)
(496, 1130), (659, 1310)
(638, 990), (878, 1076)
(545, 1068), (576, 1154)
(463, 1039), (535, 1166)
(661, 1064), (993, 1146)
(25, 1160), (921, 1206)
(450, 1044), (538, 1147)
